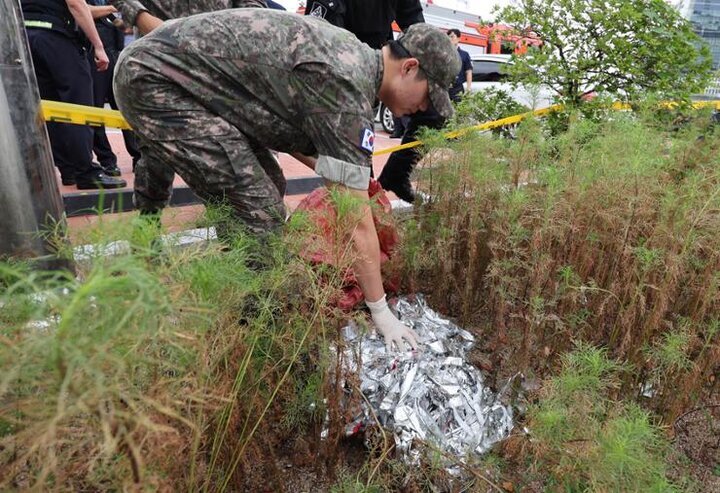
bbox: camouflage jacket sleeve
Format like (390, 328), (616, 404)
(114, 0), (268, 28)
(110, 0), (149, 27)
(293, 63), (374, 190)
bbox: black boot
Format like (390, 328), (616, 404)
(100, 161), (122, 177)
(75, 171), (127, 189)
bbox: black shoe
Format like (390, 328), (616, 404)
(75, 172), (127, 190)
(389, 132), (403, 139)
(61, 176), (76, 186)
(101, 164), (122, 177)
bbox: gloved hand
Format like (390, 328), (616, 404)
(366, 295), (419, 352)
(109, 0), (148, 27)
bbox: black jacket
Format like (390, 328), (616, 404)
(22, 0), (78, 38)
(306, 0), (424, 49)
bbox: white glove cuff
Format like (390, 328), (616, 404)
(365, 294), (389, 314)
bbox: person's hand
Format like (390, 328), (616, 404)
(109, 0), (147, 27)
(94, 45), (109, 71)
(366, 295), (419, 352)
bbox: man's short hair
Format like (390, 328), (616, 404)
(447, 28), (461, 38)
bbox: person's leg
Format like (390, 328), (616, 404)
(132, 137), (175, 214)
(124, 130), (142, 172)
(390, 115), (405, 138)
(26, 29), (78, 184)
(29, 30), (125, 188)
(106, 64), (142, 170)
(377, 108), (445, 203)
(141, 132), (286, 236)
(252, 143), (287, 197)
(90, 51), (119, 171)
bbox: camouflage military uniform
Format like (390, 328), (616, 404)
(114, 10), (381, 233)
(112, 0), (267, 27)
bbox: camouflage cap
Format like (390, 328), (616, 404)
(395, 23), (461, 119)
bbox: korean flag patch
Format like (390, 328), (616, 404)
(359, 127), (375, 154)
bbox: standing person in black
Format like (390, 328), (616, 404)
(447, 28), (472, 102)
(87, 0), (141, 176)
(22, 0), (126, 189)
(305, 0), (446, 203)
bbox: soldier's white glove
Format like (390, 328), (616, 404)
(366, 295), (419, 352)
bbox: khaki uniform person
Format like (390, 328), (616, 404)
(114, 9), (460, 351)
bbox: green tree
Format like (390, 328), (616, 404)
(496, 0), (713, 106)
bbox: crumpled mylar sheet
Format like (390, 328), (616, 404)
(334, 294), (514, 464)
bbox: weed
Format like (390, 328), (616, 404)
(527, 346), (678, 491)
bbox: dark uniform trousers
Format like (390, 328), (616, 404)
(26, 28), (101, 182)
(377, 108), (444, 201)
(88, 20), (140, 171)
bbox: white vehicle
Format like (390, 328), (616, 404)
(375, 103), (396, 134)
(464, 54), (555, 110)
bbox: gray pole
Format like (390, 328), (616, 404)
(0, 0), (71, 269)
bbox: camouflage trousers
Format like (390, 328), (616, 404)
(114, 57), (287, 235)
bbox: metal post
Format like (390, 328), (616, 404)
(0, 0), (72, 270)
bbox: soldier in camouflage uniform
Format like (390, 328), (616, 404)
(114, 9), (459, 351)
(110, 0), (267, 34)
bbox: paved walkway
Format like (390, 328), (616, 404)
(64, 126), (402, 236)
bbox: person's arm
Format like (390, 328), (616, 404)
(338, 186), (419, 351)
(65, 0), (109, 71)
(395, 0), (425, 31)
(109, 0), (160, 35)
(463, 52), (473, 93)
(345, 187), (385, 302)
(133, 10), (163, 34)
(88, 4), (117, 19)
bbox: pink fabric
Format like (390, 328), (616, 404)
(294, 179), (399, 311)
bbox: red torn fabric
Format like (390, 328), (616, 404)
(294, 179), (399, 311)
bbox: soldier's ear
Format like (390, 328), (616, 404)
(401, 58), (420, 76)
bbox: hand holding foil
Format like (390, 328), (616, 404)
(335, 295), (514, 470)
(366, 294), (419, 352)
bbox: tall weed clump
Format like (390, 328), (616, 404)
(398, 110), (720, 418)
(525, 344), (679, 492)
(0, 197), (367, 490)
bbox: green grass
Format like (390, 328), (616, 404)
(2, 105), (719, 490)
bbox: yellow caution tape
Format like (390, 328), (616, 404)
(41, 100), (132, 130)
(41, 99), (720, 157)
(374, 100), (720, 156)
(373, 104), (563, 156)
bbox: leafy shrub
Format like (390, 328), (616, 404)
(449, 87), (529, 138)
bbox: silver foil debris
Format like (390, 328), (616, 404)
(335, 294), (513, 463)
